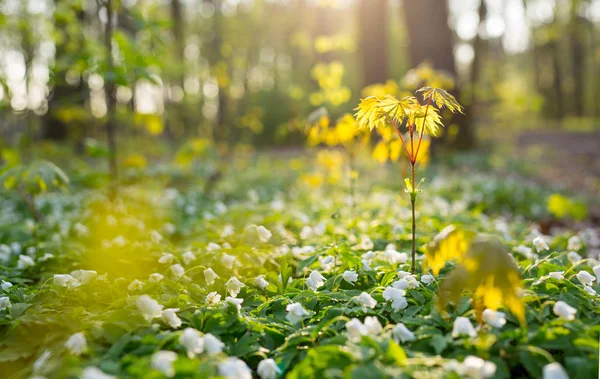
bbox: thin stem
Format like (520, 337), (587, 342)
(410, 163), (416, 274)
(414, 99), (431, 164)
(392, 120), (413, 162)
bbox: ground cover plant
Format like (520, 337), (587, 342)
(0, 149), (598, 379)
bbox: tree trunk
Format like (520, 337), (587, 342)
(569, 10), (586, 117)
(358, 0), (389, 86)
(402, 0), (475, 149)
(43, 1), (87, 140)
(104, 0), (118, 187)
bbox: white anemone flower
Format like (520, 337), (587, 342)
(204, 268), (219, 285)
(149, 273), (164, 283)
(542, 362), (570, 379)
(158, 253), (175, 264)
(179, 328), (204, 358)
(206, 291), (221, 305)
(203, 333), (225, 354)
(254, 275), (269, 289)
(257, 358), (281, 379)
(0, 296), (11, 311)
(553, 301), (577, 321)
(356, 292), (377, 309)
(218, 357), (252, 379)
(567, 251), (582, 264)
(53, 274), (81, 288)
(137, 295), (164, 322)
(345, 318), (367, 341)
(151, 351), (177, 377)
(182, 251), (196, 265)
(286, 302), (310, 325)
(225, 296), (244, 312)
(306, 270), (326, 291)
(548, 272), (564, 280)
(594, 265), (600, 281)
(221, 253), (236, 270)
(17, 255), (35, 269)
(71, 270), (98, 284)
(161, 308), (182, 329)
(392, 323), (415, 343)
(533, 236), (549, 251)
(170, 264), (185, 278)
(567, 235), (582, 251)
(65, 332), (87, 355)
(384, 249), (408, 265)
(257, 225), (272, 242)
(81, 367), (116, 379)
(128, 279), (144, 291)
(225, 276), (246, 297)
(363, 316), (382, 336)
(342, 270), (358, 285)
(420, 274), (435, 284)
(451, 317), (477, 338)
(576, 270), (595, 286)
(482, 309), (506, 328)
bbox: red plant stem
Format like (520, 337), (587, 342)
(392, 120), (413, 162)
(413, 99), (431, 164)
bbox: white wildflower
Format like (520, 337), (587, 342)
(65, 332), (87, 355)
(203, 333), (224, 354)
(225, 296), (244, 312)
(204, 268), (219, 285)
(392, 323), (415, 343)
(542, 362), (569, 379)
(286, 302), (310, 325)
(225, 276), (245, 297)
(482, 309), (506, 328)
(137, 295), (163, 322)
(158, 253), (175, 264)
(451, 317), (477, 338)
(257, 358), (281, 379)
(218, 357), (252, 379)
(161, 308), (182, 329)
(206, 291), (221, 305)
(151, 351), (177, 377)
(182, 251), (196, 265)
(17, 255), (35, 269)
(576, 271), (595, 286)
(170, 264), (185, 278)
(356, 292), (377, 309)
(342, 270), (358, 285)
(553, 301), (577, 321)
(149, 273), (164, 283)
(257, 225), (272, 242)
(254, 275), (269, 289)
(533, 236), (549, 251)
(179, 328), (204, 358)
(420, 274), (435, 284)
(306, 270), (326, 291)
(128, 279), (144, 291)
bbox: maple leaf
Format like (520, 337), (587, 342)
(417, 87), (464, 114)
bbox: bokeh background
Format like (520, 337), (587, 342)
(0, 0), (598, 194)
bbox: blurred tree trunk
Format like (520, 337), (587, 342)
(466, 0), (487, 130)
(402, 0), (475, 149)
(208, 0), (228, 142)
(569, 1), (586, 117)
(43, 1), (87, 140)
(550, 6), (565, 120)
(358, 0), (389, 86)
(104, 0), (118, 187)
(169, 0), (189, 136)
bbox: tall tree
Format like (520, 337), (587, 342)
(402, 0), (475, 149)
(103, 0), (118, 188)
(358, 0), (389, 86)
(43, 0), (87, 140)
